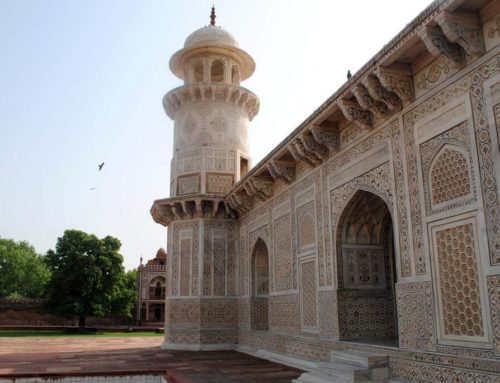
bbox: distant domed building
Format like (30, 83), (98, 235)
(151, 2), (500, 381)
(136, 248), (166, 325)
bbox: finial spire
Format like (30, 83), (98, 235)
(210, 5), (216, 26)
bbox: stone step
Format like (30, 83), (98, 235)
(330, 349), (388, 369)
(293, 370), (371, 383)
(294, 350), (389, 383)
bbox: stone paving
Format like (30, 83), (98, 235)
(0, 336), (303, 382)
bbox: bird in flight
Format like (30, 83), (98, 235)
(98, 162), (105, 171)
(90, 187), (97, 191)
(347, 70), (352, 79)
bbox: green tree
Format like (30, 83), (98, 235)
(0, 237), (50, 299)
(45, 230), (134, 331)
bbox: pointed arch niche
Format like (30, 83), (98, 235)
(250, 238), (269, 331)
(336, 190), (398, 344)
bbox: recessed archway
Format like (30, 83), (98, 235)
(336, 190), (398, 344)
(250, 238), (269, 331)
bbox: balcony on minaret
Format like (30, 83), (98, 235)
(151, 10), (260, 226)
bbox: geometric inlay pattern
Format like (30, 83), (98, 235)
(297, 201), (316, 251)
(207, 173), (234, 194)
(300, 261), (317, 329)
(180, 238), (191, 296)
(213, 237), (226, 296)
(273, 213), (292, 291)
(435, 223), (484, 337)
(177, 173), (201, 195)
(430, 147), (471, 206)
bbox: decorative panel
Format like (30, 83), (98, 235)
(206, 148), (235, 172)
(300, 261), (318, 329)
(297, 201), (316, 251)
(175, 149), (202, 176)
(269, 294), (300, 335)
(180, 238), (191, 296)
(238, 235), (247, 296)
(430, 148), (471, 206)
(172, 222), (199, 297)
(342, 247), (385, 289)
(206, 173), (234, 194)
(203, 220), (236, 297)
(213, 236), (226, 296)
(419, 122), (476, 215)
(273, 213), (292, 291)
(390, 358), (500, 383)
(414, 55), (459, 98)
(396, 281), (436, 350)
(487, 275), (500, 356)
(338, 289), (396, 340)
(432, 219), (487, 343)
(177, 173), (200, 195)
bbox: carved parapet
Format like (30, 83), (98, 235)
(150, 195), (233, 226)
(418, 25), (465, 67)
(163, 83), (260, 120)
(352, 84), (389, 119)
(374, 64), (414, 107)
(267, 159), (295, 183)
(309, 124), (339, 152)
(435, 10), (484, 59)
(338, 98), (373, 130)
(362, 75), (401, 111)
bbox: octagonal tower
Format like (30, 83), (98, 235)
(164, 9), (259, 197)
(151, 8), (259, 350)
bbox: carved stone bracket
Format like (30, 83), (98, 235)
(352, 84), (389, 119)
(267, 159), (295, 183)
(309, 124), (339, 152)
(375, 65), (415, 107)
(242, 175), (273, 202)
(163, 83), (260, 120)
(288, 140), (314, 167)
(251, 176), (274, 199)
(150, 196), (234, 226)
(362, 75), (401, 111)
(436, 10), (484, 59)
(301, 134), (329, 160)
(418, 25), (465, 67)
(228, 190), (253, 214)
(338, 98), (373, 130)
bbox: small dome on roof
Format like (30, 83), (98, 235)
(155, 248), (167, 259)
(184, 26), (239, 49)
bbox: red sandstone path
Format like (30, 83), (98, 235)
(0, 336), (303, 382)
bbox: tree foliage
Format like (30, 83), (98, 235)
(45, 230), (135, 330)
(0, 237), (50, 299)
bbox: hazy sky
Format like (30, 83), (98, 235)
(0, 0), (432, 270)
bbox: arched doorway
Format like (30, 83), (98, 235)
(251, 238), (269, 331)
(336, 190), (398, 344)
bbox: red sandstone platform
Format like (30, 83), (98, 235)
(0, 336), (303, 382)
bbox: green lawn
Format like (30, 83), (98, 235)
(0, 330), (163, 337)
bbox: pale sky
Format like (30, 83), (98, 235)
(0, 0), (432, 271)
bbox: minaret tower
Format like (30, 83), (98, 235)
(165, 6), (258, 198)
(151, 8), (259, 350)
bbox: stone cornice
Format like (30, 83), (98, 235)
(163, 83), (260, 120)
(223, 0), (488, 217)
(151, 195), (236, 226)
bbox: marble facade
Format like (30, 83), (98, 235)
(151, 1), (500, 380)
